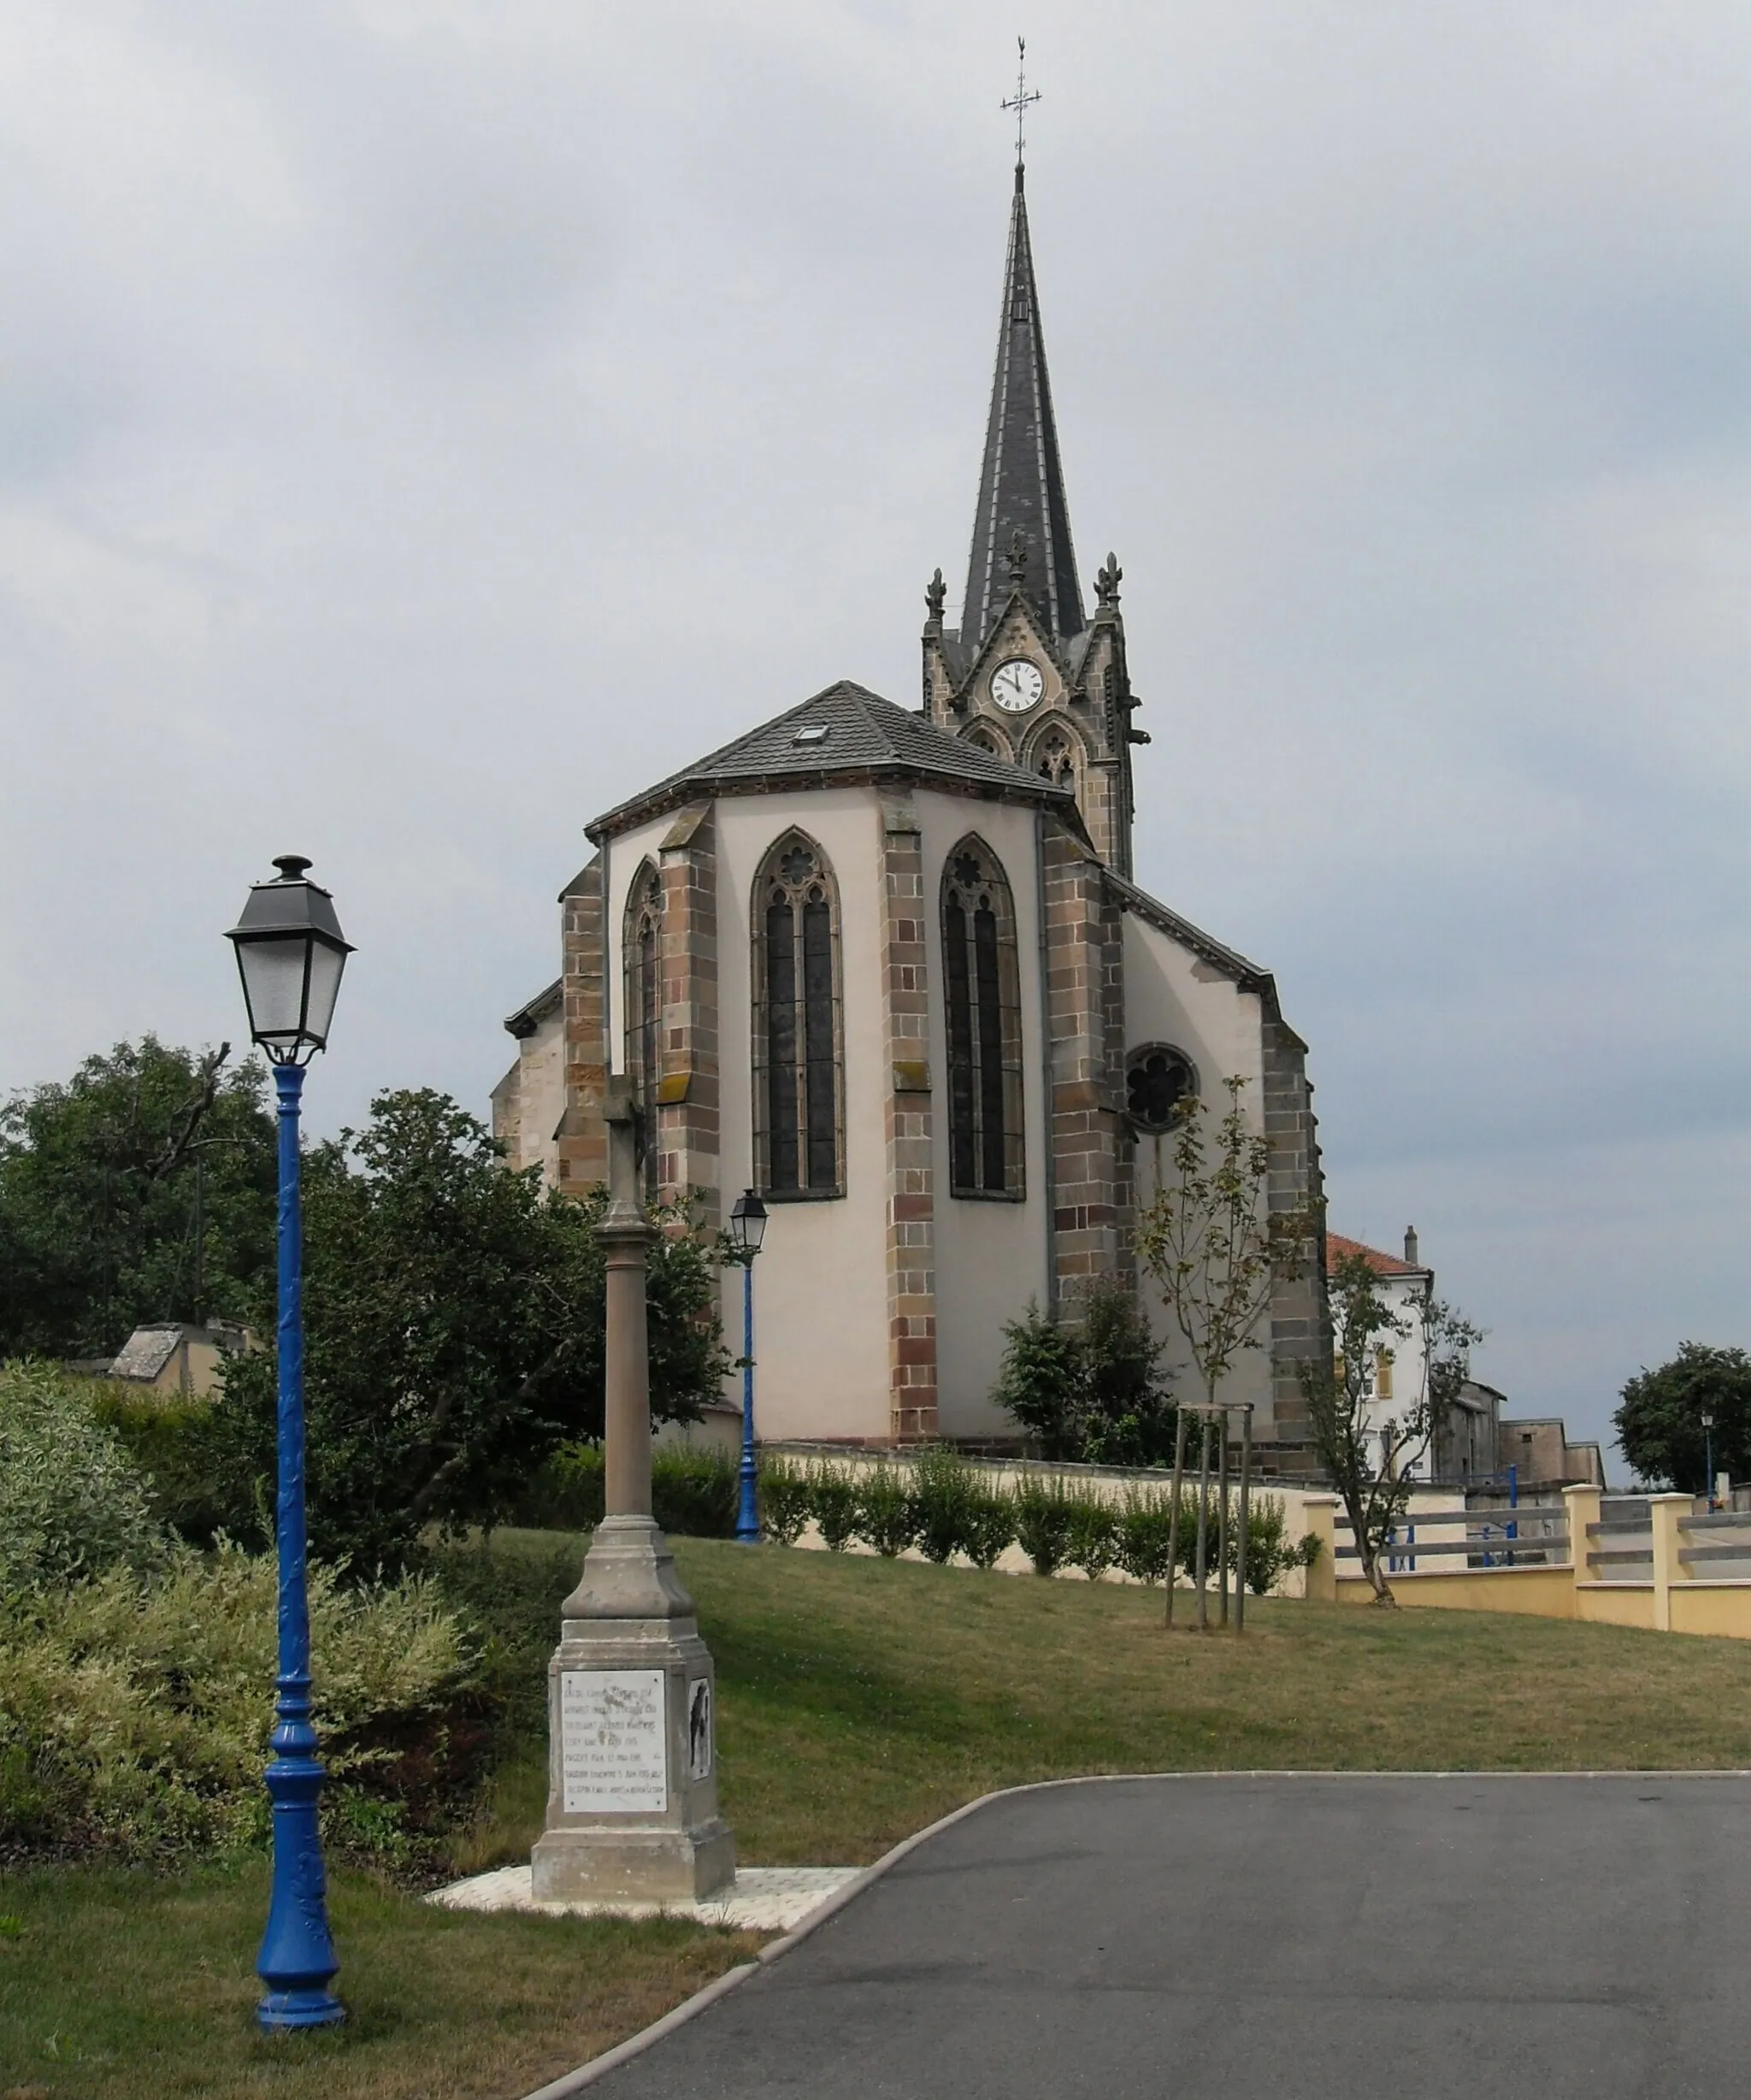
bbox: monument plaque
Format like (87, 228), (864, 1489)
(560, 1669), (668, 1814)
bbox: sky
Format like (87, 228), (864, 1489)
(2, 2), (1747, 1464)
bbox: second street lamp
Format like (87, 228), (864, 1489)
(226, 854), (353, 2032)
(728, 1189), (767, 1543)
(1702, 1408), (1717, 1510)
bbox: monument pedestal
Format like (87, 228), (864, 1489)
(531, 1514), (734, 1905)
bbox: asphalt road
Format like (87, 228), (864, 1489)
(591, 1773), (1751, 2100)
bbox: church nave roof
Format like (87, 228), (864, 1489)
(587, 679), (1077, 842)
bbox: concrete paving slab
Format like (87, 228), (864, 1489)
(580, 1774), (1751, 2100)
(429, 1862), (859, 1933)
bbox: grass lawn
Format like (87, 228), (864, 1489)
(9, 1531), (1751, 2098)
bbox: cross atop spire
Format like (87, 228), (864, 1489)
(1000, 36), (1041, 168)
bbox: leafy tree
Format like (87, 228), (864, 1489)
(1133, 1075), (1319, 1418)
(213, 1088), (728, 1569)
(992, 1280), (1175, 1466)
(1615, 1344), (1751, 1492)
(1300, 1250), (1482, 1603)
(0, 1039), (275, 1357)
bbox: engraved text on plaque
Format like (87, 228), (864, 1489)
(560, 1669), (668, 1814)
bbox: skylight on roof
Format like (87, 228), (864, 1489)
(793, 723), (830, 745)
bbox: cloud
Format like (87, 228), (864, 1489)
(1, 0), (1747, 1462)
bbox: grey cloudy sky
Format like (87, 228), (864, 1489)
(3, 2), (1747, 1461)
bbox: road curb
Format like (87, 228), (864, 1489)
(517, 1767), (1751, 2095)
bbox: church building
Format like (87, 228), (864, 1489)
(493, 157), (1327, 1466)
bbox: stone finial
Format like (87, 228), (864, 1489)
(1094, 552), (1123, 611)
(924, 568), (946, 623)
(1007, 529), (1028, 590)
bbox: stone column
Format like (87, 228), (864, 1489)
(880, 795), (938, 1442)
(531, 1081), (734, 1903)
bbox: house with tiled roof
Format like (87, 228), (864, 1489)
(494, 154), (1327, 1460)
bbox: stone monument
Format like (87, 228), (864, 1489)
(530, 1081), (735, 1902)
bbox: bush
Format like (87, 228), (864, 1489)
(757, 1456), (811, 1547)
(0, 1539), (476, 1863)
(1066, 1494), (1117, 1582)
(89, 1382), (243, 1548)
(1014, 1475), (1077, 1577)
(1114, 1484), (1176, 1584)
(856, 1463), (919, 1559)
(506, 1442), (738, 1540)
(509, 1440), (607, 1531)
(961, 1487), (1016, 1569)
(651, 1447), (737, 1540)
(809, 1464), (862, 1552)
(992, 1283), (1176, 1467)
(913, 1448), (978, 1564)
(0, 1361), (164, 1593)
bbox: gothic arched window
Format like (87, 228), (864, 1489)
(940, 839), (1024, 1199)
(1032, 726), (1078, 792)
(623, 862), (663, 1199)
(963, 723), (1012, 764)
(752, 831), (843, 1198)
(1126, 1044), (1197, 1134)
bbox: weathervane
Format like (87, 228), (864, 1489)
(1000, 36), (1041, 167)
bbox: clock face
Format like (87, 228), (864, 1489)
(989, 658), (1045, 713)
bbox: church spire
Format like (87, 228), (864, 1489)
(961, 71), (1084, 650)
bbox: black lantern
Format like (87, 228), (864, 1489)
(728, 1188), (768, 1260)
(227, 856), (353, 1065)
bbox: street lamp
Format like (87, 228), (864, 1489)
(727, 1189), (767, 1543)
(227, 855), (353, 2032)
(1702, 1408), (1716, 1511)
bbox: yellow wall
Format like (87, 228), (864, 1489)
(1335, 1566), (1577, 1618)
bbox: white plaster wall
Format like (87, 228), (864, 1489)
(1350, 1268), (1434, 1478)
(711, 791), (892, 1442)
(917, 792), (1052, 1436)
(1122, 911), (1272, 1414)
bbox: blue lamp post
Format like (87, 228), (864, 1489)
(227, 855), (353, 2032)
(728, 1189), (767, 1543)
(1702, 1408), (1716, 1510)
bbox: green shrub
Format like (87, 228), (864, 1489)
(757, 1456), (811, 1547)
(856, 1463), (919, 1559)
(509, 1440), (607, 1531)
(506, 1442), (737, 1540)
(0, 1540), (475, 1862)
(992, 1283), (1176, 1466)
(913, 1448), (977, 1564)
(1239, 1497), (1321, 1595)
(86, 1382), (234, 1548)
(1114, 1484), (1176, 1584)
(0, 1360), (164, 1594)
(960, 1488), (1017, 1569)
(809, 1464), (862, 1552)
(1066, 1494), (1117, 1582)
(1014, 1475), (1077, 1577)
(651, 1447), (737, 1539)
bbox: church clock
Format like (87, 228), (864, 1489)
(989, 658), (1044, 713)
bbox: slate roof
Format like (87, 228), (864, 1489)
(587, 680), (1077, 841)
(504, 978), (562, 1039)
(961, 167), (1085, 649)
